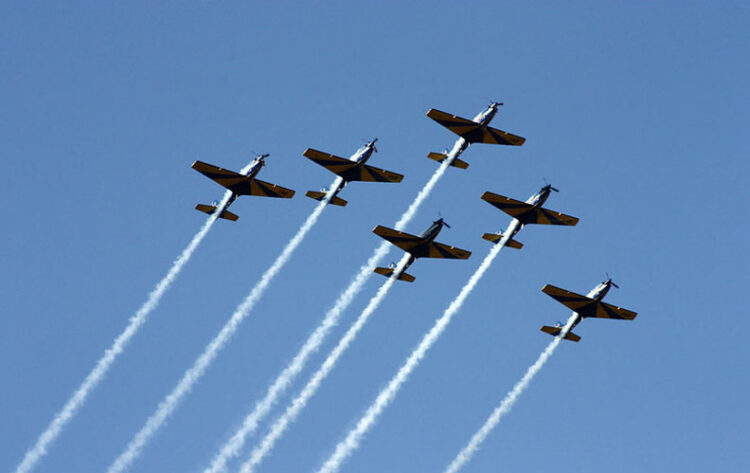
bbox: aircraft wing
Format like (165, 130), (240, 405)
(593, 301), (637, 320)
(542, 284), (595, 311)
(542, 284), (637, 320)
(372, 225), (423, 253)
(246, 179), (295, 198)
(531, 207), (579, 226)
(192, 160), (247, 190)
(303, 149), (358, 176)
(426, 241), (472, 259)
(426, 109), (525, 146)
(360, 164), (404, 183)
(482, 192), (530, 217)
(481, 126), (526, 146)
(482, 192), (577, 226)
(426, 108), (482, 138)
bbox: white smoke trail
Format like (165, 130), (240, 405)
(205, 160), (452, 473)
(442, 324), (570, 473)
(14, 189), (232, 473)
(106, 178), (338, 473)
(236, 253), (410, 473)
(315, 225), (516, 473)
(443, 308), (590, 472)
(203, 242), (388, 473)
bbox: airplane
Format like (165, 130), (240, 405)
(303, 138), (404, 207)
(480, 184), (579, 249)
(425, 102), (526, 170)
(540, 278), (637, 342)
(191, 153), (295, 221)
(372, 217), (471, 282)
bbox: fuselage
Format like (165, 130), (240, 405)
(224, 154), (266, 208)
(325, 141), (377, 201)
(473, 103), (500, 126)
(350, 141), (376, 165)
(504, 184), (555, 240)
(528, 185), (554, 208)
(418, 218), (446, 242)
(445, 103), (501, 165)
(243, 155), (266, 179)
(398, 219), (448, 273)
(568, 280), (616, 331)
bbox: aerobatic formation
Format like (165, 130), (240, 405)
(15, 102), (637, 473)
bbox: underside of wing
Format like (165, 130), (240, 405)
(587, 301), (638, 320)
(245, 179), (295, 198)
(372, 225), (423, 252)
(542, 284), (595, 312)
(192, 160), (246, 189)
(481, 126), (526, 146)
(360, 164), (404, 183)
(529, 208), (579, 226)
(426, 108), (481, 138)
(303, 148), (358, 177)
(426, 241), (472, 259)
(481, 191), (533, 218)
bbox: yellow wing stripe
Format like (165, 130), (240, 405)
(192, 160), (248, 189)
(428, 241), (471, 259)
(249, 179), (295, 198)
(359, 164), (404, 183)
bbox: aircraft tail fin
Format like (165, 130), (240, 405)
(374, 267), (415, 283)
(427, 152), (469, 170)
(540, 325), (581, 342)
(195, 203), (239, 221)
(305, 190), (348, 207)
(481, 232), (523, 249)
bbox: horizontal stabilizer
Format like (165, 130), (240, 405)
(374, 267), (415, 282)
(305, 190), (348, 207)
(427, 152), (469, 169)
(195, 204), (239, 221)
(540, 325), (581, 342)
(481, 232), (523, 249)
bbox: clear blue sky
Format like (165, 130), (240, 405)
(1, 2), (747, 472)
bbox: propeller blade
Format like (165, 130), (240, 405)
(436, 212), (451, 228)
(605, 272), (619, 288)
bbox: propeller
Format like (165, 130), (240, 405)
(542, 178), (559, 192)
(605, 273), (620, 288)
(250, 150), (270, 164)
(436, 212), (451, 229)
(361, 138), (378, 153)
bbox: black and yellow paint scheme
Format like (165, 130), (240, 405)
(427, 108), (526, 146)
(303, 139), (403, 207)
(372, 217), (471, 283)
(540, 279), (637, 342)
(424, 102), (525, 170)
(481, 184), (578, 248)
(191, 154), (295, 221)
